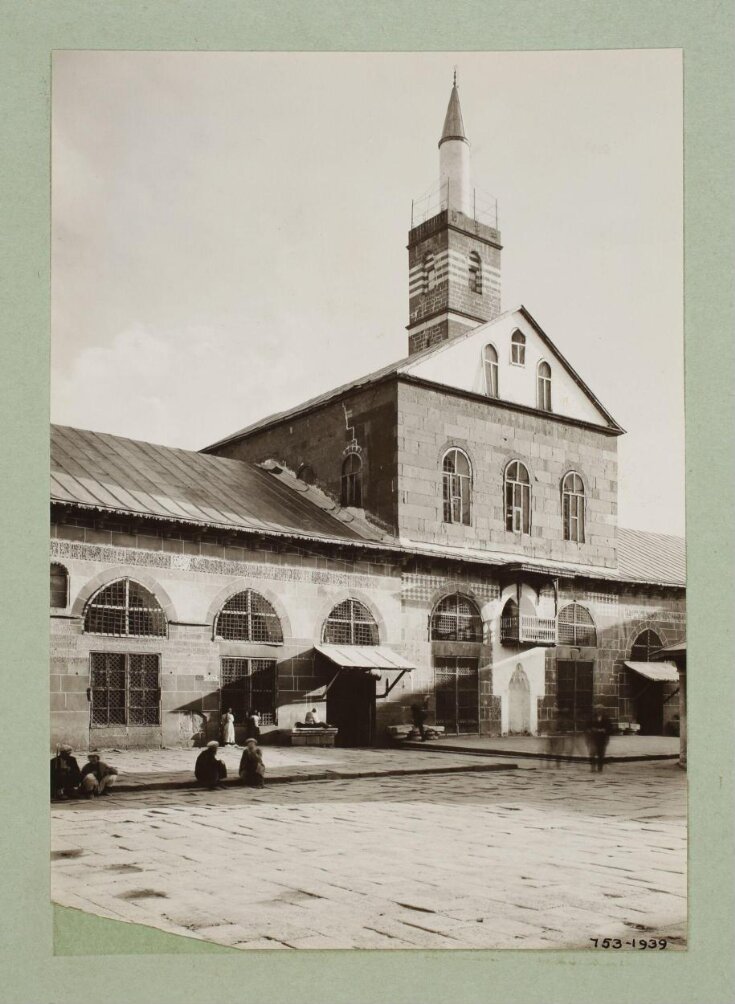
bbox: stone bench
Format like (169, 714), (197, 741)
(287, 727), (338, 747)
(386, 724), (446, 742)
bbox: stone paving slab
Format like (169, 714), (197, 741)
(55, 744), (521, 793)
(51, 760), (686, 952)
(402, 734), (680, 761)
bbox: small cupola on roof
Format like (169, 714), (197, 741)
(407, 72), (503, 356)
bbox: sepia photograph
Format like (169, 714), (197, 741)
(49, 50), (686, 952)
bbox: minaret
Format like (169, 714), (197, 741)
(407, 74), (502, 355)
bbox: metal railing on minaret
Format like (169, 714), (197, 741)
(410, 179), (498, 230)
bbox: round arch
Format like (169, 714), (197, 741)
(429, 592), (483, 642)
(312, 590), (387, 647)
(71, 567), (178, 622)
(205, 581), (293, 641)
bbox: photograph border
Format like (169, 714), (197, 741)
(1, 2), (733, 1002)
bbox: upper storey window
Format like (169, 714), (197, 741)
(562, 472), (585, 543)
(483, 344), (498, 398)
(505, 460), (531, 534)
(322, 599), (379, 646)
(430, 594), (483, 642)
(341, 453), (363, 507)
(50, 563), (68, 608)
(214, 589), (283, 643)
(630, 629), (663, 661)
(423, 253), (436, 292)
(442, 448), (472, 525)
(84, 578), (167, 637)
(510, 330), (526, 366)
(468, 251), (482, 294)
(537, 361), (552, 411)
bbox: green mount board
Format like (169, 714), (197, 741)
(54, 904), (236, 955)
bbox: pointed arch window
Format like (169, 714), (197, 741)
(84, 578), (167, 637)
(430, 594), (482, 642)
(511, 330), (526, 366)
(424, 253), (436, 292)
(483, 344), (498, 398)
(322, 598), (379, 646)
(341, 453), (363, 507)
(469, 251), (482, 294)
(504, 460), (531, 534)
(562, 472), (585, 543)
(630, 629), (663, 661)
(557, 603), (597, 646)
(537, 360), (552, 411)
(50, 563), (68, 608)
(442, 448), (471, 525)
(214, 589), (283, 643)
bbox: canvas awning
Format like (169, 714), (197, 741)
(315, 644), (415, 672)
(624, 661), (679, 683)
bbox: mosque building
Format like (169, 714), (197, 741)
(50, 78), (685, 751)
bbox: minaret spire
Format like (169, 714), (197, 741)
(439, 72), (471, 215)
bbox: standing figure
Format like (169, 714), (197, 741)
(80, 753), (118, 797)
(239, 738), (265, 788)
(586, 706), (613, 773)
(244, 709), (261, 742)
(194, 741), (227, 790)
(50, 745), (82, 800)
(220, 708), (236, 746)
(411, 697), (430, 741)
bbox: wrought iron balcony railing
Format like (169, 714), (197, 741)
(500, 614), (557, 646)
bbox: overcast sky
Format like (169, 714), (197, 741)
(51, 50), (684, 536)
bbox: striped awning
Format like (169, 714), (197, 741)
(315, 644), (415, 672)
(624, 661), (679, 683)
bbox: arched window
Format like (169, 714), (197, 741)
(50, 563), (68, 608)
(469, 251), (482, 294)
(341, 453), (363, 507)
(322, 598), (379, 646)
(84, 578), (167, 637)
(511, 330), (526, 366)
(537, 360), (552, 411)
(504, 460), (531, 534)
(297, 463), (315, 485)
(430, 594), (482, 642)
(557, 603), (597, 646)
(630, 629), (662, 661)
(424, 253), (436, 292)
(442, 448), (472, 525)
(214, 589), (283, 643)
(562, 472), (585, 543)
(483, 344), (498, 398)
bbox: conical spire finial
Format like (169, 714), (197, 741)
(439, 73), (467, 146)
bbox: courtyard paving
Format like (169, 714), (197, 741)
(51, 759), (687, 951)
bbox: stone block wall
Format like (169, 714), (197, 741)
(396, 380), (619, 568)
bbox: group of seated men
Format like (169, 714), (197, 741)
(50, 745), (118, 800)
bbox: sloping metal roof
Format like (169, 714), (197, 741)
(315, 644), (415, 671)
(439, 83), (467, 145)
(617, 527), (686, 586)
(624, 661), (679, 683)
(50, 425), (384, 543)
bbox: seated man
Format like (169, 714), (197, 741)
(296, 707), (328, 728)
(80, 753), (118, 798)
(195, 741), (227, 790)
(50, 745), (81, 800)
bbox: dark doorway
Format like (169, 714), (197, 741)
(326, 670), (376, 747)
(434, 657), (479, 734)
(632, 680), (664, 735)
(556, 660), (594, 730)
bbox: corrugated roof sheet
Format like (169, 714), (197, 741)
(624, 661), (679, 683)
(50, 425), (384, 544)
(617, 527), (686, 586)
(315, 644), (415, 671)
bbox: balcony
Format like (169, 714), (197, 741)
(500, 614), (557, 646)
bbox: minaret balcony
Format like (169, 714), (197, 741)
(500, 614), (557, 646)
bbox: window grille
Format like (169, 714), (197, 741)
(504, 461), (531, 534)
(214, 589), (283, 643)
(84, 578), (167, 637)
(557, 603), (597, 646)
(562, 472), (585, 542)
(469, 251), (483, 294)
(511, 330), (526, 366)
(50, 563), (68, 608)
(430, 594), (483, 642)
(537, 361), (552, 411)
(90, 652), (160, 727)
(442, 448), (472, 525)
(341, 453), (363, 507)
(322, 598), (379, 646)
(483, 344), (498, 398)
(220, 657), (277, 725)
(630, 629), (662, 661)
